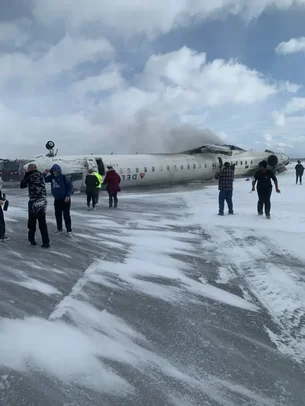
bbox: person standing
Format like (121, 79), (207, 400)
(295, 160), (304, 185)
(20, 163), (50, 248)
(93, 170), (103, 205)
(85, 169), (100, 210)
(103, 166), (121, 208)
(216, 162), (234, 216)
(43, 164), (73, 236)
(252, 160), (280, 219)
(0, 190), (9, 242)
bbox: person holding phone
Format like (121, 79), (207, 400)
(0, 190), (9, 242)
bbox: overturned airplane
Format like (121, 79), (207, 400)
(25, 141), (290, 192)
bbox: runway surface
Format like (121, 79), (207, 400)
(0, 166), (304, 405)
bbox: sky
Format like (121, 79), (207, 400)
(1, 1), (305, 158)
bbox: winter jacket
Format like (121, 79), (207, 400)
(103, 169), (121, 194)
(44, 164), (73, 200)
(93, 172), (103, 188)
(20, 170), (47, 214)
(295, 163), (304, 176)
(85, 173), (99, 194)
(218, 168), (234, 190)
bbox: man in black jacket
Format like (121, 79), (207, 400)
(0, 190), (9, 242)
(295, 160), (304, 185)
(252, 160), (281, 219)
(85, 169), (100, 210)
(20, 164), (50, 248)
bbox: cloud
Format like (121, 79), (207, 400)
(70, 65), (125, 97)
(0, 35), (114, 88)
(0, 42), (302, 157)
(30, 0), (305, 39)
(141, 47), (289, 107)
(275, 37), (305, 55)
(0, 19), (31, 47)
(272, 97), (305, 127)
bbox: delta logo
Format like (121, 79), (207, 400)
(140, 173), (146, 179)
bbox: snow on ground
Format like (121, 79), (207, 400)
(0, 163), (304, 405)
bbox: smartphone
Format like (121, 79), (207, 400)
(3, 200), (9, 211)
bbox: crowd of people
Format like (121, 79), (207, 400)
(0, 159), (302, 245)
(0, 164), (121, 247)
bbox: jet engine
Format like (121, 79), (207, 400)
(267, 154), (278, 168)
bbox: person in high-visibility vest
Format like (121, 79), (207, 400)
(93, 171), (103, 204)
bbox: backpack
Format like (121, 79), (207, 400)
(63, 175), (74, 195)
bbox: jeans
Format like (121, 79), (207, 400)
(257, 187), (272, 215)
(28, 210), (49, 245)
(108, 193), (118, 208)
(219, 190), (233, 214)
(54, 199), (72, 232)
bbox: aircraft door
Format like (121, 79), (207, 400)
(85, 157), (98, 172)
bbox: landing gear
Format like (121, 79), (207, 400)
(45, 141), (58, 157)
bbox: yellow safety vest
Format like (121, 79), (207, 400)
(93, 172), (103, 188)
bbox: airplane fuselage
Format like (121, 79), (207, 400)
(27, 148), (290, 192)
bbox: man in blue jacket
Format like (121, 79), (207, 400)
(43, 164), (73, 236)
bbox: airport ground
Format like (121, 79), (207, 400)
(0, 164), (304, 406)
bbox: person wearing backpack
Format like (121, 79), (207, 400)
(43, 164), (73, 236)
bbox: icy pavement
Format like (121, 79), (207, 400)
(0, 166), (305, 406)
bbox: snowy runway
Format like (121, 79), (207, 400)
(0, 166), (304, 405)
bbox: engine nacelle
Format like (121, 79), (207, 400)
(267, 154), (278, 167)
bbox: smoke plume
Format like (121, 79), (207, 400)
(101, 110), (224, 154)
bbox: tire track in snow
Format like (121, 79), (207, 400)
(207, 226), (305, 367)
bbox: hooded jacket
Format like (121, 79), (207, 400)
(44, 164), (73, 200)
(295, 163), (304, 176)
(85, 173), (100, 194)
(103, 168), (121, 194)
(20, 170), (47, 214)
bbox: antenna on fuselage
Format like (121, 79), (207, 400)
(45, 140), (58, 157)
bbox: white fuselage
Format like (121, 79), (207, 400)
(26, 149), (289, 191)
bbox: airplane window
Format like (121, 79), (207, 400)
(159, 166), (163, 171)
(240, 161), (243, 165)
(245, 161), (247, 165)
(251, 160), (253, 165)
(205, 163), (207, 168)
(174, 165), (177, 171)
(127, 168), (131, 174)
(167, 165), (170, 171)
(136, 167), (139, 173)
(144, 167), (147, 172)
(235, 162), (238, 166)
(187, 164), (190, 169)
(120, 168), (124, 174)
(212, 163), (215, 168)
(181, 164), (184, 170)
(152, 166), (155, 172)
(193, 164), (196, 169)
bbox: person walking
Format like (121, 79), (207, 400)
(103, 166), (121, 208)
(0, 190), (9, 242)
(93, 170), (103, 205)
(85, 169), (100, 210)
(295, 160), (304, 185)
(252, 160), (280, 219)
(216, 161), (234, 215)
(20, 163), (50, 248)
(43, 164), (73, 236)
